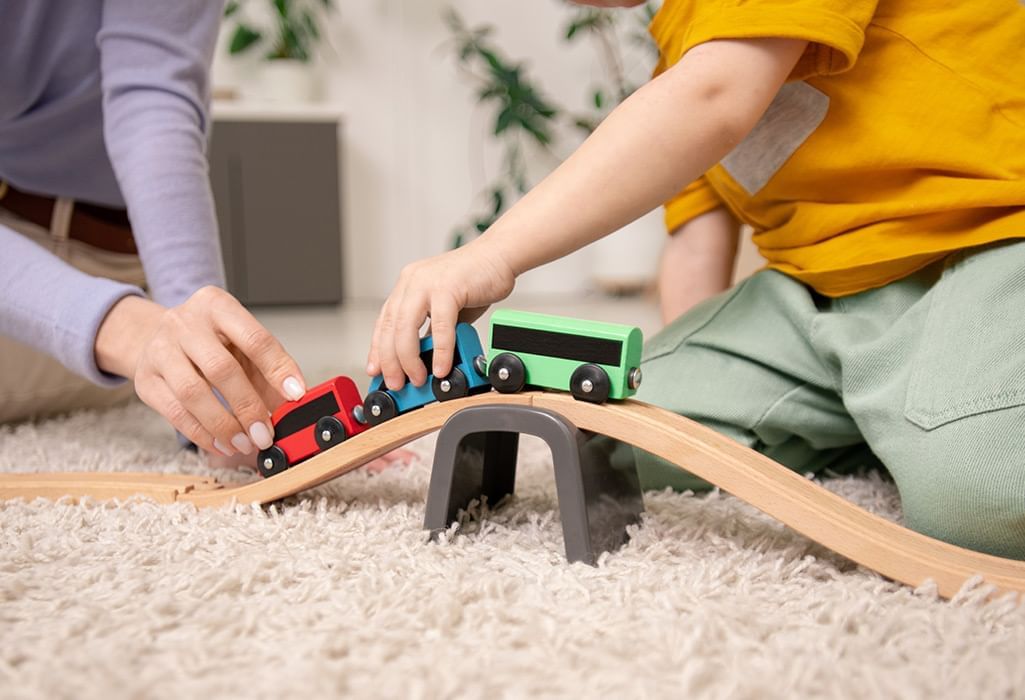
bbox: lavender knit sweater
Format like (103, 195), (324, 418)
(0, 0), (226, 386)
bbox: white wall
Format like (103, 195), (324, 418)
(212, 1), (764, 301)
(213, 0), (671, 300)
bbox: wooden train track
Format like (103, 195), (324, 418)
(3, 390), (1024, 601)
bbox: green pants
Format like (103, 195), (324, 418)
(633, 239), (1025, 560)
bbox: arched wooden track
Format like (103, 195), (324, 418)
(2, 390), (1024, 601)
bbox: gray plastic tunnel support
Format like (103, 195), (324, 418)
(424, 404), (645, 565)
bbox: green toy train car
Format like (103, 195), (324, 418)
(486, 309), (643, 403)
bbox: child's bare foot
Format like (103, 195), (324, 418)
(364, 448), (417, 473)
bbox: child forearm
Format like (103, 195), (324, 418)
(480, 37), (806, 276)
(368, 37), (806, 389)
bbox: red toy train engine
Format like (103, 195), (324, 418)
(257, 376), (369, 478)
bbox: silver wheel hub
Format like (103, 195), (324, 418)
(371, 404), (381, 417)
(321, 429), (332, 441)
(581, 379), (593, 393)
(628, 367), (643, 390)
(263, 458), (274, 470)
(498, 367), (510, 381)
(440, 380), (451, 393)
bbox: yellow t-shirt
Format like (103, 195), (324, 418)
(653, 0), (1025, 296)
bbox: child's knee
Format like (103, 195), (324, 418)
(898, 465), (1025, 560)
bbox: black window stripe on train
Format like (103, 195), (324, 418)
(491, 324), (623, 366)
(274, 391), (341, 441)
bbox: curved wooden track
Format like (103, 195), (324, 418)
(2, 390), (1024, 601)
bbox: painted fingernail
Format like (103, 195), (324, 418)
(213, 439), (234, 457)
(231, 432), (254, 455)
(283, 376), (304, 401)
(249, 422), (273, 450)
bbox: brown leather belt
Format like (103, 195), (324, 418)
(0, 182), (138, 255)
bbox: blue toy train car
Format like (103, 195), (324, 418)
(361, 323), (490, 426)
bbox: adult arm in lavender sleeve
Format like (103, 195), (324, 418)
(0, 223), (143, 386)
(0, 2), (223, 389)
(1, 2), (307, 461)
(93, 1), (311, 461)
(97, 0), (227, 309)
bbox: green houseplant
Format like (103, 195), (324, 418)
(224, 0), (334, 62)
(446, 3), (663, 294)
(223, 0), (335, 101)
(446, 3), (658, 248)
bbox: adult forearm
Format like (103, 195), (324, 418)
(104, 95), (226, 308)
(0, 224), (144, 385)
(477, 38), (805, 275)
(99, 0), (226, 309)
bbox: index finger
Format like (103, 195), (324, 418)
(210, 297), (306, 403)
(427, 292), (460, 379)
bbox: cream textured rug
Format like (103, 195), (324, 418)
(2, 401), (1024, 699)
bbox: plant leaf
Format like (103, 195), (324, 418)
(302, 10), (319, 40)
(228, 24), (262, 54)
(494, 106), (515, 135)
(491, 188), (504, 216)
(519, 118), (551, 146)
(574, 117), (598, 135)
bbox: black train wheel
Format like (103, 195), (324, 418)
(432, 367), (469, 402)
(488, 352), (526, 394)
(314, 416), (347, 450)
(363, 390), (398, 427)
(569, 364), (611, 404)
(257, 445), (289, 478)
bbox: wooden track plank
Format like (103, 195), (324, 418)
(180, 392), (533, 507)
(1, 472), (219, 486)
(532, 393), (1025, 600)
(0, 472), (223, 504)
(1, 389), (1023, 600)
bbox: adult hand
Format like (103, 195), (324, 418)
(95, 286), (306, 458)
(366, 239), (516, 390)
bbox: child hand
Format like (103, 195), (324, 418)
(367, 241), (516, 390)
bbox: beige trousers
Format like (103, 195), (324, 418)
(0, 202), (147, 424)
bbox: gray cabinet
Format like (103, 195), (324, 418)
(209, 116), (343, 305)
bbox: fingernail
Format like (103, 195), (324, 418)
(213, 439), (234, 457)
(283, 376), (304, 401)
(231, 432), (254, 455)
(366, 363), (376, 375)
(249, 422), (273, 450)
